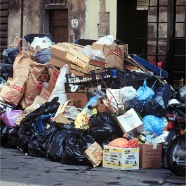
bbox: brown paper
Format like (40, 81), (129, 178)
(13, 51), (33, 78)
(84, 142), (103, 167)
(0, 77), (27, 106)
(20, 62), (49, 108)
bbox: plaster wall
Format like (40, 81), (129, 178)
(8, 0), (21, 46)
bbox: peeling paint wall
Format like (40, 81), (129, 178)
(8, 0), (21, 46)
(8, 0), (45, 46)
(7, 0), (117, 45)
(22, 0), (44, 37)
(67, 0), (86, 42)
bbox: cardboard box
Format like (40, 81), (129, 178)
(49, 43), (72, 68)
(84, 142), (103, 167)
(66, 93), (89, 108)
(102, 145), (139, 170)
(48, 67), (60, 93)
(65, 47), (91, 68)
(139, 144), (162, 169)
(116, 108), (144, 133)
(92, 43), (128, 70)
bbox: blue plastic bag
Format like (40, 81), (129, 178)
(142, 115), (164, 136)
(34, 49), (51, 64)
(136, 80), (155, 101)
(3, 48), (19, 64)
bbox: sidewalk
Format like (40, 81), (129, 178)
(0, 147), (185, 186)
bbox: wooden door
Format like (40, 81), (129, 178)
(49, 9), (68, 43)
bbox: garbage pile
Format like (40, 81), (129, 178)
(0, 34), (185, 170)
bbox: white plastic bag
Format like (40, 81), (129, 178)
(31, 36), (54, 49)
(95, 35), (115, 45)
(79, 45), (105, 61)
(120, 86), (137, 103)
(48, 65), (69, 104)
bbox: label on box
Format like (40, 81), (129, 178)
(116, 108), (144, 133)
(102, 146), (139, 170)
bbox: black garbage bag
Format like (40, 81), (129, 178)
(0, 125), (20, 149)
(0, 63), (13, 81)
(154, 83), (172, 109)
(61, 128), (94, 165)
(46, 129), (67, 162)
(46, 122), (75, 162)
(18, 98), (59, 152)
(124, 98), (145, 114)
(3, 48), (19, 64)
(142, 100), (165, 117)
(34, 49), (51, 64)
(143, 84), (172, 117)
(87, 113), (123, 147)
(111, 70), (159, 90)
(27, 115), (56, 157)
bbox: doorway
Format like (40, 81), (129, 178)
(49, 9), (68, 43)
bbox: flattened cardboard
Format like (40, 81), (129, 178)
(66, 93), (89, 108)
(84, 142), (103, 167)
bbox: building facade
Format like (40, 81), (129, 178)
(0, 0), (185, 89)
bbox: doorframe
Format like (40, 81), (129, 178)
(43, 3), (68, 36)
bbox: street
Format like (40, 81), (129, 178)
(0, 147), (185, 186)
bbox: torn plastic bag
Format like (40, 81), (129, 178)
(34, 49), (51, 64)
(142, 115), (164, 136)
(3, 48), (19, 64)
(136, 80), (155, 101)
(87, 113), (123, 146)
(61, 128), (94, 165)
(0, 125), (20, 148)
(18, 97), (59, 152)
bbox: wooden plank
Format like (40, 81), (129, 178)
(0, 10), (8, 16)
(0, 17), (8, 23)
(0, 32), (8, 37)
(0, 38), (8, 44)
(0, 4), (8, 9)
(0, 24), (8, 30)
(0, 48), (7, 52)
(0, 0), (8, 4)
